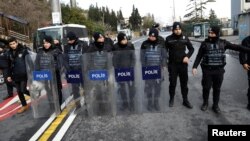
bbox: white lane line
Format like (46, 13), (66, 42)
(29, 113), (56, 141)
(29, 96), (73, 141)
(0, 95), (19, 110)
(52, 109), (77, 141)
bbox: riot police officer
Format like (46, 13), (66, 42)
(141, 28), (166, 111)
(113, 32), (135, 111)
(192, 26), (250, 113)
(35, 35), (64, 107)
(239, 35), (250, 111)
(64, 31), (88, 107)
(165, 22), (194, 109)
(86, 32), (113, 115)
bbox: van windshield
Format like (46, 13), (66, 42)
(36, 28), (62, 49)
(63, 27), (88, 39)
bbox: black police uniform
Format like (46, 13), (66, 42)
(8, 44), (30, 106)
(193, 33), (250, 113)
(165, 28), (194, 108)
(113, 35), (135, 111)
(239, 35), (250, 110)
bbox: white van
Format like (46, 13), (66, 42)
(33, 24), (89, 52)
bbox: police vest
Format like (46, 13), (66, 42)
(113, 43), (134, 68)
(90, 51), (108, 69)
(67, 44), (82, 67)
(201, 42), (226, 67)
(144, 44), (163, 66)
(37, 53), (54, 70)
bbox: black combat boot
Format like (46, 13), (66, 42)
(247, 104), (250, 111)
(212, 104), (221, 114)
(120, 101), (128, 111)
(200, 102), (208, 111)
(169, 94), (174, 107)
(129, 100), (135, 112)
(213, 92), (221, 113)
(169, 98), (174, 107)
(183, 99), (193, 109)
(147, 99), (153, 111)
(154, 98), (160, 111)
(201, 92), (209, 111)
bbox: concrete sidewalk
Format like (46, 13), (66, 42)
(189, 35), (241, 44)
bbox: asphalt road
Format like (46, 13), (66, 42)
(62, 33), (250, 141)
(0, 32), (249, 141)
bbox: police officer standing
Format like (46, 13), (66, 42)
(35, 35), (64, 106)
(64, 31), (88, 107)
(141, 28), (166, 111)
(165, 22), (194, 109)
(239, 35), (250, 111)
(7, 37), (30, 113)
(86, 32), (113, 115)
(113, 32), (135, 111)
(192, 26), (250, 113)
(0, 41), (14, 100)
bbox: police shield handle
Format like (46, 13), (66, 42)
(192, 68), (198, 76)
(243, 64), (250, 71)
(183, 56), (189, 64)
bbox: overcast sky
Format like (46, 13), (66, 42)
(61, 0), (231, 26)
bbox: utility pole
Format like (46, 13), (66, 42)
(51, 0), (62, 25)
(70, 0), (77, 8)
(172, 0), (176, 22)
(195, 0), (198, 21)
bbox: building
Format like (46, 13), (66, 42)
(231, 0), (250, 30)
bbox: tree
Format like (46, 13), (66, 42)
(208, 9), (220, 26)
(184, 0), (211, 22)
(117, 9), (124, 22)
(142, 13), (155, 29)
(61, 4), (86, 25)
(0, 0), (51, 34)
(129, 5), (142, 31)
(88, 4), (102, 22)
(109, 10), (118, 30)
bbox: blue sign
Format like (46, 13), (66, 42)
(89, 70), (108, 80)
(33, 71), (52, 81)
(66, 70), (83, 83)
(115, 68), (134, 82)
(142, 66), (161, 80)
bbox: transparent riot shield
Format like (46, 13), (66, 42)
(26, 53), (61, 118)
(139, 46), (168, 113)
(82, 51), (114, 117)
(61, 53), (85, 114)
(112, 50), (137, 115)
